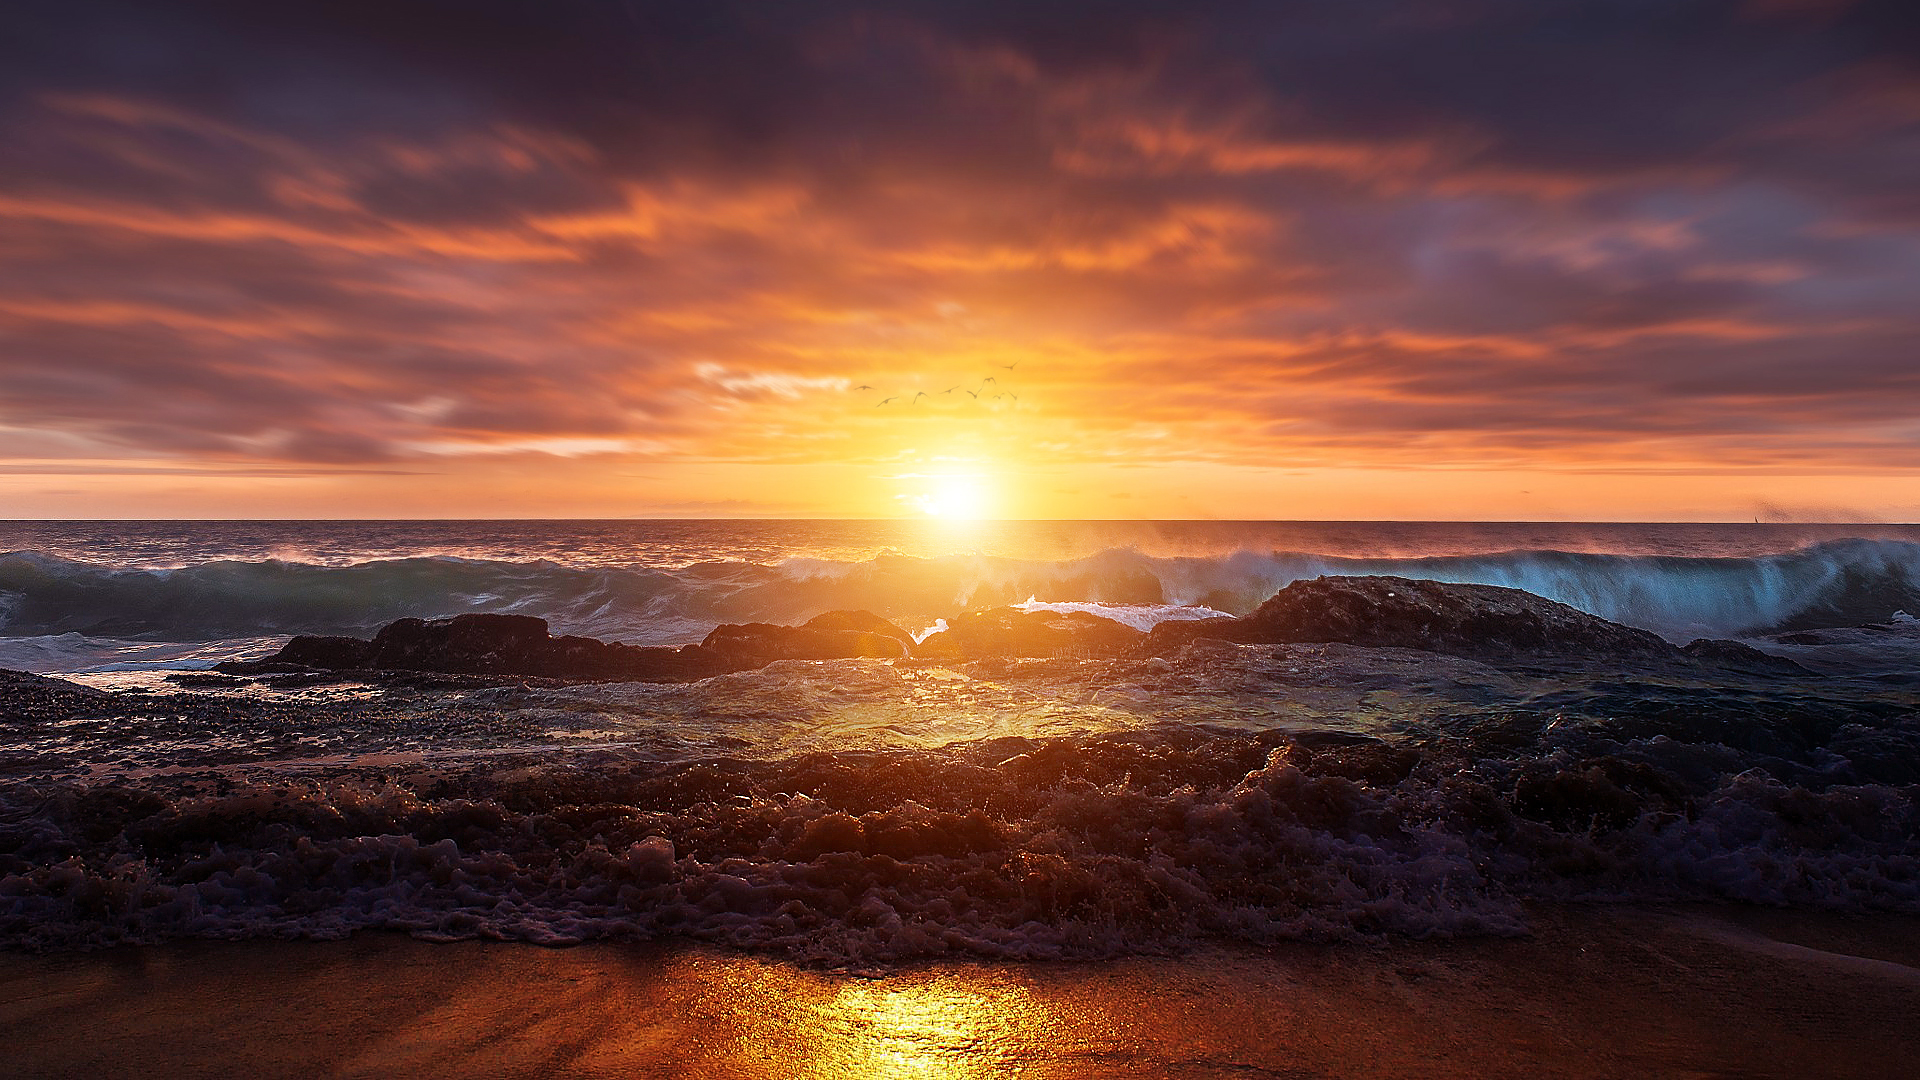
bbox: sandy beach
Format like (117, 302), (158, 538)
(5, 903), (1918, 1079)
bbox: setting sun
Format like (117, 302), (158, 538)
(913, 474), (991, 519)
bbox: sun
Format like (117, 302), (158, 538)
(913, 474), (990, 519)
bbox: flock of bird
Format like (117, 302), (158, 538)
(857, 361), (1023, 409)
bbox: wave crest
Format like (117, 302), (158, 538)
(3, 538), (1918, 648)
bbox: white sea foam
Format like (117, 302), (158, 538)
(1011, 597), (1234, 632)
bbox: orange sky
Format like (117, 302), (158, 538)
(3, 2), (1918, 521)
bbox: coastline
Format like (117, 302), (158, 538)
(6, 903), (1919, 1079)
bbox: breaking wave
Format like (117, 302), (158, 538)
(4, 539), (1919, 649)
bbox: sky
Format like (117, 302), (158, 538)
(2, 0), (1918, 521)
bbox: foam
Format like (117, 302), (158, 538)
(3, 721), (1914, 958)
(1010, 598), (1234, 632)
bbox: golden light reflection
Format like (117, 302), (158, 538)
(800, 979), (1047, 1079)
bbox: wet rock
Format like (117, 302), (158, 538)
(243, 613), (732, 682)
(701, 610), (913, 664)
(1680, 638), (1814, 677)
(0, 669), (109, 713)
(799, 609), (918, 648)
(368, 613), (549, 671)
(1145, 575), (1683, 667)
(273, 635), (376, 670)
(914, 607), (1146, 660)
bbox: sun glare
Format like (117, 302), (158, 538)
(802, 981), (1048, 1079)
(914, 474), (990, 519)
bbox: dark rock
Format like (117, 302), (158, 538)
(800, 609), (918, 650)
(238, 611), (925, 682)
(276, 634), (377, 669)
(249, 613), (732, 682)
(915, 607), (1145, 660)
(0, 668), (109, 707)
(217, 638), (369, 675)
(1680, 638), (1815, 677)
(701, 610), (913, 664)
(369, 614), (548, 672)
(1163, 615), (1236, 641)
(1145, 575), (1682, 666)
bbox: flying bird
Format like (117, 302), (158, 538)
(964, 390), (979, 399)
(854, 384), (874, 391)
(981, 377), (997, 386)
(877, 396), (898, 405)
(997, 362), (1019, 371)
(942, 385), (960, 394)
(912, 391), (929, 403)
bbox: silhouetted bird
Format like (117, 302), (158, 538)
(854, 384), (874, 391)
(981, 376), (997, 386)
(997, 362), (1018, 371)
(942, 384), (961, 394)
(877, 397), (898, 405)
(911, 391), (928, 403)
(964, 390), (979, 399)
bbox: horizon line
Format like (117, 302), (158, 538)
(2, 516), (1914, 526)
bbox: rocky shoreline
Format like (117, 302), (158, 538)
(213, 574), (1813, 684)
(2, 573), (1915, 959)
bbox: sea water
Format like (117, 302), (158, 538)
(4, 519), (1920, 671)
(1, 519), (1917, 958)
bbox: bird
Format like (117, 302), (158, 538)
(1007, 392), (1019, 402)
(911, 391), (928, 403)
(877, 396), (898, 405)
(964, 390), (979, 399)
(997, 361), (1019, 371)
(981, 376), (997, 386)
(854, 384), (874, 391)
(942, 384), (961, 394)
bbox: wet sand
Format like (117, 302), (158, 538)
(4, 904), (1918, 1079)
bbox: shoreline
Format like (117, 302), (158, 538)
(6, 904), (1919, 1079)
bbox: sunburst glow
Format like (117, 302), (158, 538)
(913, 474), (991, 519)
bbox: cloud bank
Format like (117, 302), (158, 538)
(2, 0), (1918, 514)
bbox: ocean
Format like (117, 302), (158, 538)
(2, 519), (1918, 959)
(6, 519), (1920, 672)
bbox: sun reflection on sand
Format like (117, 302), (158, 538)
(800, 979), (1048, 1079)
